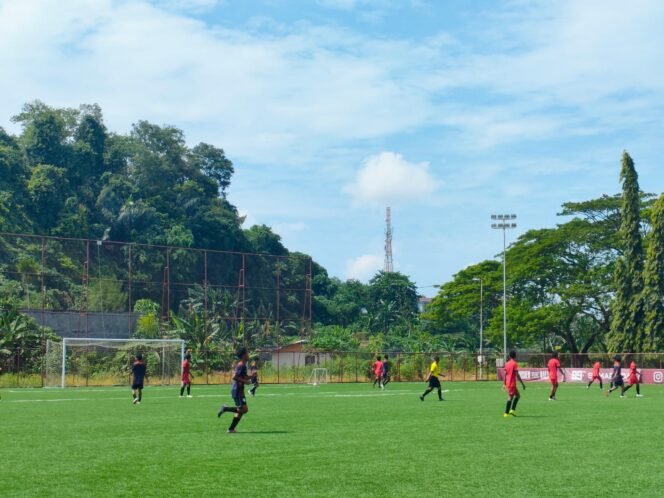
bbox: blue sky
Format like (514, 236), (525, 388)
(1, 0), (664, 291)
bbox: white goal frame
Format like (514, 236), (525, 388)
(309, 368), (329, 386)
(47, 338), (185, 388)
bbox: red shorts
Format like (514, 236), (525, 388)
(592, 375), (601, 381)
(181, 375), (190, 383)
(550, 379), (558, 386)
(508, 385), (519, 397)
(629, 375), (638, 385)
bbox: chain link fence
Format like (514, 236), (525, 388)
(3, 349), (664, 388)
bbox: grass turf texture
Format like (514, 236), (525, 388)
(0, 382), (662, 497)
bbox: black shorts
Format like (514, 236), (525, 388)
(428, 377), (441, 389)
(132, 382), (144, 390)
(233, 394), (247, 408)
(613, 377), (624, 386)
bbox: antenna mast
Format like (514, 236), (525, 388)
(384, 206), (393, 272)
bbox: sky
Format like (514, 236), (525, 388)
(1, 0), (664, 292)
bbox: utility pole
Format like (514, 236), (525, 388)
(491, 214), (517, 362)
(384, 207), (393, 273)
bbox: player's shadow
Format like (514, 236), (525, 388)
(238, 430), (292, 434)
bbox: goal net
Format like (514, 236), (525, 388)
(45, 338), (185, 388)
(309, 368), (329, 386)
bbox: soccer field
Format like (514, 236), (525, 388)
(0, 382), (662, 497)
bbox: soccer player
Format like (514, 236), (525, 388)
(180, 352), (192, 398)
(606, 355), (626, 397)
(622, 360), (643, 397)
(131, 353), (147, 405)
(420, 356), (444, 402)
(587, 360), (603, 389)
(372, 356), (383, 389)
(217, 348), (252, 433)
(547, 351), (565, 400)
(249, 358), (259, 397)
(503, 350), (526, 417)
(381, 354), (391, 388)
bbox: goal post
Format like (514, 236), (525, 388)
(309, 368), (329, 386)
(45, 338), (186, 388)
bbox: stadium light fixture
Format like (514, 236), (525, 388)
(491, 214), (517, 362)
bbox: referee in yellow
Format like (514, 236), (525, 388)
(420, 356), (445, 402)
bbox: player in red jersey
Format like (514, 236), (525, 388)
(372, 356), (384, 389)
(179, 353), (192, 398)
(587, 360), (603, 389)
(547, 352), (565, 401)
(503, 350), (526, 417)
(622, 360), (643, 397)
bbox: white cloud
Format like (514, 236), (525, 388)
(0, 0), (432, 165)
(345, 253), (383, 281)
(2, 0), (662, 170)
(344, 152), (440, 205)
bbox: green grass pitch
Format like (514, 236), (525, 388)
(0, 382), (662, 497)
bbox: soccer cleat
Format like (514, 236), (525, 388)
(187, 395), (192, 398)
(620, 394), (625, 398)
(419, 396), (424, 402)
(503, 413), (510, 418)
(636, 394), (644, 398)
(179, 395), (184, 398)
(217, 405), (227, 418)
(509, 410), (517, 416)
(439, 398), (445, 402)
(132, 398), (138, 405)
(227, 429), (236, 434)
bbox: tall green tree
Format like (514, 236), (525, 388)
(642, 193), (664, 351)
(367, 271), (418, 334)
(608, 152), (646, 352)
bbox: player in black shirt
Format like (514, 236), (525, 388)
(131, 354), (148, 405)
(217, 348), (252, 433)
(382, 354), (391, 388)
(249, 358), (259, 397)
(606, 355), (626, 398)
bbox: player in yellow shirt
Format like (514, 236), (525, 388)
(420, 356), (445, 402)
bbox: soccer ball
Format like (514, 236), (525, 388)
(313, 382), (318, 387)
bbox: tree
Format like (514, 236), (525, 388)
(26, 164), (69, 230)
(367, 271), (418, 334)
(424, 260), (502, 345)
(14, 102), (70, 168)
(189, 143), (234, 196)
(245, 225), (288, 256)
(642, 193), (664, 351)
(608, 152), (646, 352)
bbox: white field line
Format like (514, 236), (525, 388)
(1, 389), (463, 403)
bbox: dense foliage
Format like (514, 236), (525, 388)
(1, 102), (662, 356)
(426, 161), (663, 354)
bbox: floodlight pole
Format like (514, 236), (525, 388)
(491, 214), (517, 363)
(473, 277), (483, 379)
